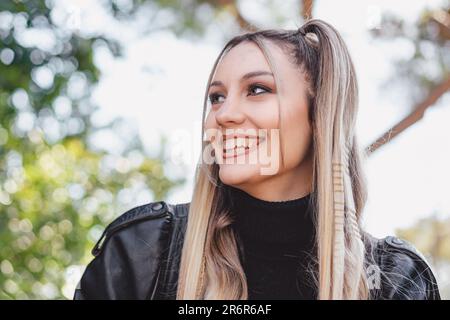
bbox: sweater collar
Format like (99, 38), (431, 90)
(226, 185), (316, 259)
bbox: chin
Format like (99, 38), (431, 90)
(218, 164), (260, 186)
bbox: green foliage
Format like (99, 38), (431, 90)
(0, 0), (184, 299)
(1, 136), (182, 299)
(397, 214), (450, 262)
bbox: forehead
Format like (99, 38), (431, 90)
(212, 41), (302, 88)
(216, 41), (270, 74)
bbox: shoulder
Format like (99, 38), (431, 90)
(91, 200), (189, 256)
(74, 200), (190, 300)
(364, 233), (441, 300)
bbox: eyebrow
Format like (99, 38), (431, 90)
(209, 71), (274, 88)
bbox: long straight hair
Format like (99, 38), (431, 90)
(176, 19), (369, 300)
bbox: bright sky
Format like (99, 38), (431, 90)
(56, 0), (449, 239)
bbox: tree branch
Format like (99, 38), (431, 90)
(430, 9), (450, 40)
(302, 0), (314, 20)
(365, 77), (450, 155)
(217, 0), (258, 32)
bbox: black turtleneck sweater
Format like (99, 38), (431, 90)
(227, 186), (317, 300)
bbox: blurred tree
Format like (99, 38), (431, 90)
(365, 1), (450, 298)
(366, 3), (450, 155)
(104, 0), (310, 37)
(396, 214), (450, 299)
(0, 0), (184, 299)
(2, 0), (304, 301)
(397, 214), (450, 264)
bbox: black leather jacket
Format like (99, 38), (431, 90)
(73, 201), (441, 300)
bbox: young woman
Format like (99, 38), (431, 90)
(74, 19), (441, 300)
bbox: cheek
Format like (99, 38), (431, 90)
(288, 126), (312, 160)
(280, 103), (312, 168)
(246, 100), (280, 129)
(204, 110), (217, 129)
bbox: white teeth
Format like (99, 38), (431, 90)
(236, 137), (245, 148)
(223, 146), (244, 155)
(222, 136), (266, 156)
(224, 139), (235, 150)
(247, 138), (257, 148)
(223, 137), (253, 151)
(234, 146), (246, 156)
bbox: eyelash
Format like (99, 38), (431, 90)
(208, 84), (272, 105)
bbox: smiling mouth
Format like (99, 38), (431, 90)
(222, 136), (266, 159)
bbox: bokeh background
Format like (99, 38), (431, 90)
(0, 0), (449, 299)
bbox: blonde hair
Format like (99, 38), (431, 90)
(176, 19), (369, 300)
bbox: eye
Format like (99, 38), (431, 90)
(248, 84), (271, 96)
(208, 84), (272, 105)
(208, 92), (225, 105)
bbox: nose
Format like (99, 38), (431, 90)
(214, 94), (246, 127)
